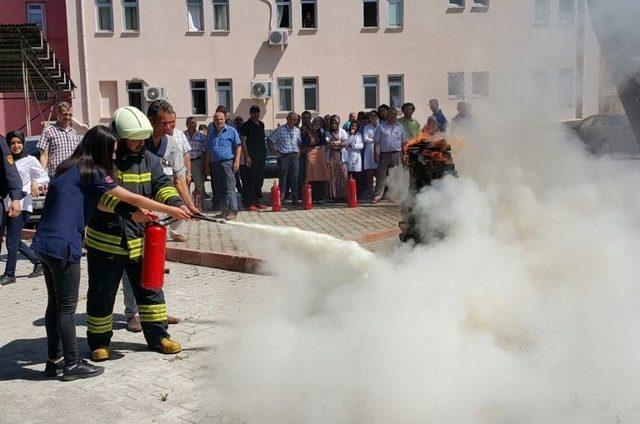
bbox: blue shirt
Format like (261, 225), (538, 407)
(32, 164), (117, 263)
(268, 125), (301, 154)
(432, 109), (448, 133)
(206, 124), (240, 162)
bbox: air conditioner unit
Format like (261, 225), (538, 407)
(144, 86), (168, 101)
(251, 81), (273, 99)
(268, 30), (288, 46)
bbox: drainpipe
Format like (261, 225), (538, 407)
(76, 0), (91, 127)
(575, 0), (586, 119)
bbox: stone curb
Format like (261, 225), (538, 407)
(21, 225), (400, 274)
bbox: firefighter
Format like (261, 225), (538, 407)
(85, 106), (186, 360)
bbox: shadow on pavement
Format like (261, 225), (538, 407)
(0, 336), (148, 381)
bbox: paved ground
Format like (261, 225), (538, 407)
(0, 223), (400, 423)
(169, 179), (401, 257)
(172, 202), (400, 256)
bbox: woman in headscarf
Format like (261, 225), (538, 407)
(325, 115), (349, 201)
(303, 116), (329, 201)
(323, 114), (332, 132)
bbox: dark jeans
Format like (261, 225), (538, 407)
(240, 157), (265, 207)
(0, 211), (40, 276)
(38, 251), (81, 366)
(211, 160), (239, 214)
(277, 153), (300, 201)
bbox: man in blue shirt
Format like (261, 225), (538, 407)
(267, 112), (302, 205)
(429, 99), (448, 133)
(205, 111), (242, 220)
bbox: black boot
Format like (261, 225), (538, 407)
(28, 263), (44, 278)
(62, 359), (104, 381)
(0, 274), (16, 286)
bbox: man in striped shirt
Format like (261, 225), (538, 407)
(38, 102), (79, 176)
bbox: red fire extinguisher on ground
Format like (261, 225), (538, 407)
(347, 176), (358, 208)
(271, 182), (282, 212)
(141, 221), (167, 291)
(302, 181), (313, 210)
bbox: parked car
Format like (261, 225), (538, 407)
(574, 114), (640, 158)
(24, 136), (45, 224)
(264, 130), (278, 178)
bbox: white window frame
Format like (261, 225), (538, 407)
(387, 0), (403, 27)
(471, 71), (490, 97)
(122, 0), (140, 32)
(363, 75), (379, 109)
(277, 78), (294, 112)
(187, 0), (204, 32)
(276, 0), (292, 29)
(473, 0), (489, 7)
(534, 0), (550, 25)
(27, 3), (46, 34)
(449, 0), (465, 8)
(216, 80), (233, 112)
(302, 77), (318, 111)
(388, 75), (404, 109)
(126, 80), (144, 110)
(190, 80), (208, 115)
(363, 0), (379, 28)
(96, 0), (114, 32)
(448, 72), (465, 99)
(301, 0), (317, 29)
(558, 0), (575, 24)
(213, 0), (230, 31)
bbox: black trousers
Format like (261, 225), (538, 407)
(240, 158), (266, 207)
(0, 211), (40, 276)
(39, 251), (81, 366)
(86, 248), (169, 350)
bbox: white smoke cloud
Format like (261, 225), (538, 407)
(203, 4), (640, 422)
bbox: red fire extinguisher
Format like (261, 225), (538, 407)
(302, 181), (313, 210)
(347, 176), (358, 208)
(271, 182), (282, 212)
(141, 221), (167, 291)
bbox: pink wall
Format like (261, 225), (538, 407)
(0, 0), (70, 136)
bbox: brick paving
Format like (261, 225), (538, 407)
(0, 231), (400, 423)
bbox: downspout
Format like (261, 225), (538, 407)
(258, 0), (276, 128)
(76, 0), (91, 128)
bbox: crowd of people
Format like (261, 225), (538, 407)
(0, 96), (471, 381)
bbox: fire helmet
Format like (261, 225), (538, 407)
(111, 106), (153, 140)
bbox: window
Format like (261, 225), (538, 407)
(532, 69), (551, 97)
(303, 77), (318, 111)
(557, 68), (574, 108)
(127, 81), (144, 110)
(472, 71), (489, 97)
(122, 0), (139, 31)
(278, 78), (293, 112)
(387, 0), (403, 27)
(363, 0), (378, 27)
(388, 75), (404, 109)
(276, 0), (291, 29)
(27, 3), (46, 34)
(96, 0), (113, 31)
(449, 0), (465, 7)
(473, 0), (489, 6)
(301, 0), (317, 28)
(213, 0), (230, 31)
(534, 0), (550, 25)
(191, 80), (207, 115)
(363, 76), (379, 109)
(448, 72), (465, 98)
(216, 80), (233, 112)
(187, 0), (204, 31)
(558, 0), (575, 23)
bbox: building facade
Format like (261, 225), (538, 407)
(0, 0), (70, 135)
(65, 0), (604, 130)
